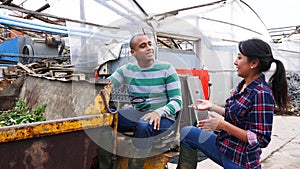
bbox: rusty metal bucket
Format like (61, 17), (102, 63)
(0, 74), (115, 169)
(0, 113), (113, 169)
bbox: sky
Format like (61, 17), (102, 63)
(2, 0), (300, 29)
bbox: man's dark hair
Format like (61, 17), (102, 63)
(129, 33), (146, 50)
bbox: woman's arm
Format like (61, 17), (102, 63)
(209, 103), (225, 116)
(189, 99), (225, 116)
(198, 116), (248, 142)
(218, 120), (248, 142)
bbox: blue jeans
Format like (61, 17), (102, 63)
(118, 109), (174, 149)
(180, 126), (246, 169)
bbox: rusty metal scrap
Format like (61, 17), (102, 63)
(1, 60), (85, 82)
(287, 72), (300, 113)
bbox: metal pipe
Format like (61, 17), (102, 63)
(0, 4), (119, 30)
(24, 3), (51, 19)
(0, 14), (67, 32)
(0, 19), (67, 34)
(1, 0), (13, 5)
(0, 15), (128, 40)
(0, 10), (140, 40)
(151, 0), (226, 19)
(131, 0), (148, 17)
(94, 0), (142, 25)
(111, 0), (144, 21)
(0, 1), (59, 25)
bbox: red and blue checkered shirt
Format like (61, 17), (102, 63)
(216, 74), (275, 169)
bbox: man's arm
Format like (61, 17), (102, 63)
(155, 65), (182, 117)
(107, 66), (125, 88)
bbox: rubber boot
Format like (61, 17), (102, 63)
(127, 157), (147, 169)
(127, 145), (151, 169)
(96, 127), (115, 169)
(176, 144), (198, 169)
(97, 146), (114, 169)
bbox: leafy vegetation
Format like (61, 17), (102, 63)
(0, 99), (46, 127)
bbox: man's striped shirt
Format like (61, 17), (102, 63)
(108, 60), (182, 121)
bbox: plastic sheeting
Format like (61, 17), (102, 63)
(60, 0), (298, 104)
(65, 0), (271, 72)
(66, 20), (153, 73)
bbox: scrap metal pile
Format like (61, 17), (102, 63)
(0, 60), (85, 83)
(0, 60), (80, 110)
(286, 72), (300, 115)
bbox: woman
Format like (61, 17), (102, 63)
(177, 38), (289, 169)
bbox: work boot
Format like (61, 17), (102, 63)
(176, 144), (198, 169)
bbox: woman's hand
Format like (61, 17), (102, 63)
(197, 114), (224, 132)
(188, 99), (212, 111)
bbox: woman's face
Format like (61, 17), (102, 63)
(234, 53), (252, 78)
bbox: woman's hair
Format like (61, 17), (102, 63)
(238, 38), (289, 112)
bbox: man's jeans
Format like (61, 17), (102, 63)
(118, 109), (174, 149)
(180, 126), (246, 169)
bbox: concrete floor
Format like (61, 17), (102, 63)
(166, 115), (300, 169)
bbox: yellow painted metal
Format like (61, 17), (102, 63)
(84, 85), (112, 115)
(0, 113), (113, 143)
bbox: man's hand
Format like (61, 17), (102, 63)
(141, 111), (161, 130)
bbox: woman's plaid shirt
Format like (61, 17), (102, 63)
(217, 74), (275, 169)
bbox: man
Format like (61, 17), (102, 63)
(98, 34), (182, 169)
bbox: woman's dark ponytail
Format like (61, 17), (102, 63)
(268, 59), (289, 112)
(239, 38), (289, 113)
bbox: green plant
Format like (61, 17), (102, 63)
(0, 99), (46, 126)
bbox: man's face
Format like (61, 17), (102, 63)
(130, 35), (154, 65)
